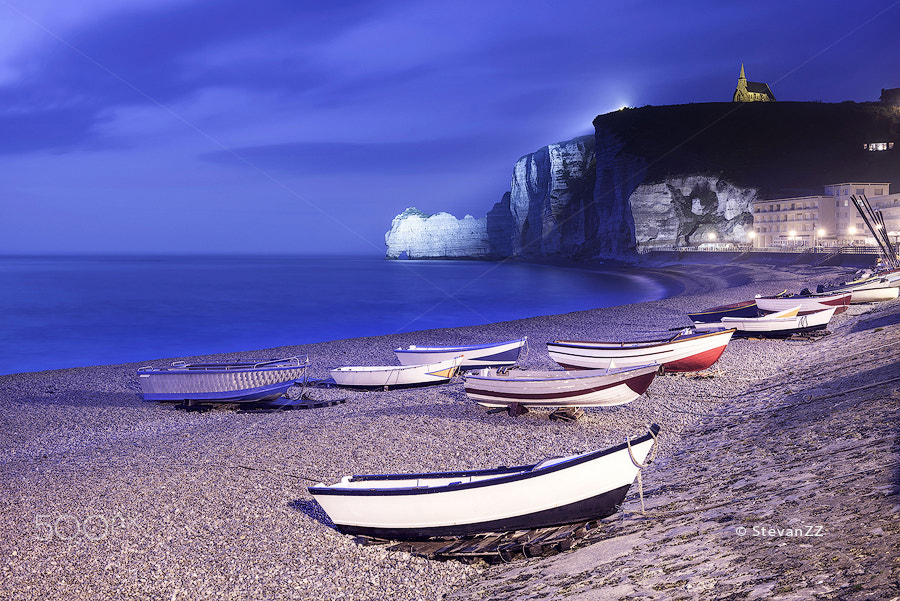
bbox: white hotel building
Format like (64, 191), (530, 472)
(751, 182), (900, 249)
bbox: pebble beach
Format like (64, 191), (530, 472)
(1, 262), (897, 600)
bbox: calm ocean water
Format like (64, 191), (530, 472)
(0, 255), (673, 375)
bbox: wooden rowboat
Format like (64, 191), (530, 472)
(308, 424), (660, 540)
(695, 306), (836, 337)
(137, 356), (309, 403)
(687, 300), (758, 323)
(394, 337), (526, 370)
(546, 328), (735, 372)
(818, 277), (899, 304)
(329, 356), (461, 388)
(463, 364), (658, 409)
(755, 291), (850, 315)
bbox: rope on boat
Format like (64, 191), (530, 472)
(225, 463), (326, 483)
(626, 427), (659, 513)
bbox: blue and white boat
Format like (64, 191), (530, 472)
(309, 424), (660, 540)
(138, 356), (309, 403)
(394, 337), (526, 370)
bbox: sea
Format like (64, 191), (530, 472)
(0, 255), (675, 376)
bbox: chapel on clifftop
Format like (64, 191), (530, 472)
(733, 63), (776, 102)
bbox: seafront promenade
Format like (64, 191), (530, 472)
(0, 262), (896, 600)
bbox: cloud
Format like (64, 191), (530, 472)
(198, 135), (513, 175)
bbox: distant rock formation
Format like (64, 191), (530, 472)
(384, 139), (757, 260)
(385, 102), (900, 261)
(384, 208), (492, 259)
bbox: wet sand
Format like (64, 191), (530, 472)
(1, 262), (897, 600)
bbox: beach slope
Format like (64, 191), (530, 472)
(0, 263), (897, 600)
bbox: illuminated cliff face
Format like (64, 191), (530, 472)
(384, 208), (492, 259)
(631, 177), (756, 248)
(386, 103), (898, 261)
(385, 134), (755, 260)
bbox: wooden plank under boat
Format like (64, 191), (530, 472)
(394, 337), (526, 370)
(546, 328), (735, 372)
(463, 364), (659, 409)
(137, 356), (309, 403)
(307, 424), (660, 540)
(687, 300), (758, 323)
(329, 356), (461, 388)
(755, 291), (851, 315)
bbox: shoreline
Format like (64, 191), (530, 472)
(1, 262), (897, 600)
(0, 256), (686, 378)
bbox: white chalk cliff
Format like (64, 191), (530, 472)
(385, 135), (756, 260)
(384, 208), (492, 259)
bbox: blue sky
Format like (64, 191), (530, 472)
(2, 0), (898, 255)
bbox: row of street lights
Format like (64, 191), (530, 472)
(708, 226), (899, 251)
(745, 226), (865, 248)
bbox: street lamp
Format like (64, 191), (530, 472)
(848, 226), (857, 246)
(816, 228), (826, 248)
(789, 229), (796, 248)
(748, 231), (756, 249)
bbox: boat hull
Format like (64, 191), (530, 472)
(819, 277), (899, 304)
(714, 306), (837, 337)
(755, 293), (850, 315)
(138, 357), (308, 402)
(848, 286), (899, 303)
(308, 425), (660, 539)
(463, 365), (658, 408)
(394, 338), (526, 370)
(329, 356), (461, 388)
(687, 300), (758, 323)
(546, 329), (734, 372)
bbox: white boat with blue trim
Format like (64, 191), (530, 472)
(394, 337), (526, 370)
(308, 424), (660, 540)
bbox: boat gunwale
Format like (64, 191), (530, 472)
(138, 356), (308, 374)
(548, 328), (735, 349)
(462, 364), (658, 385)
(308, 424), (660, 497)
(330, 356), (461, 374)
(393, 337), (526, 354)
(687, 300), (758, 318)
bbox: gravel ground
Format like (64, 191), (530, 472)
(0, 262), (895, 600)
